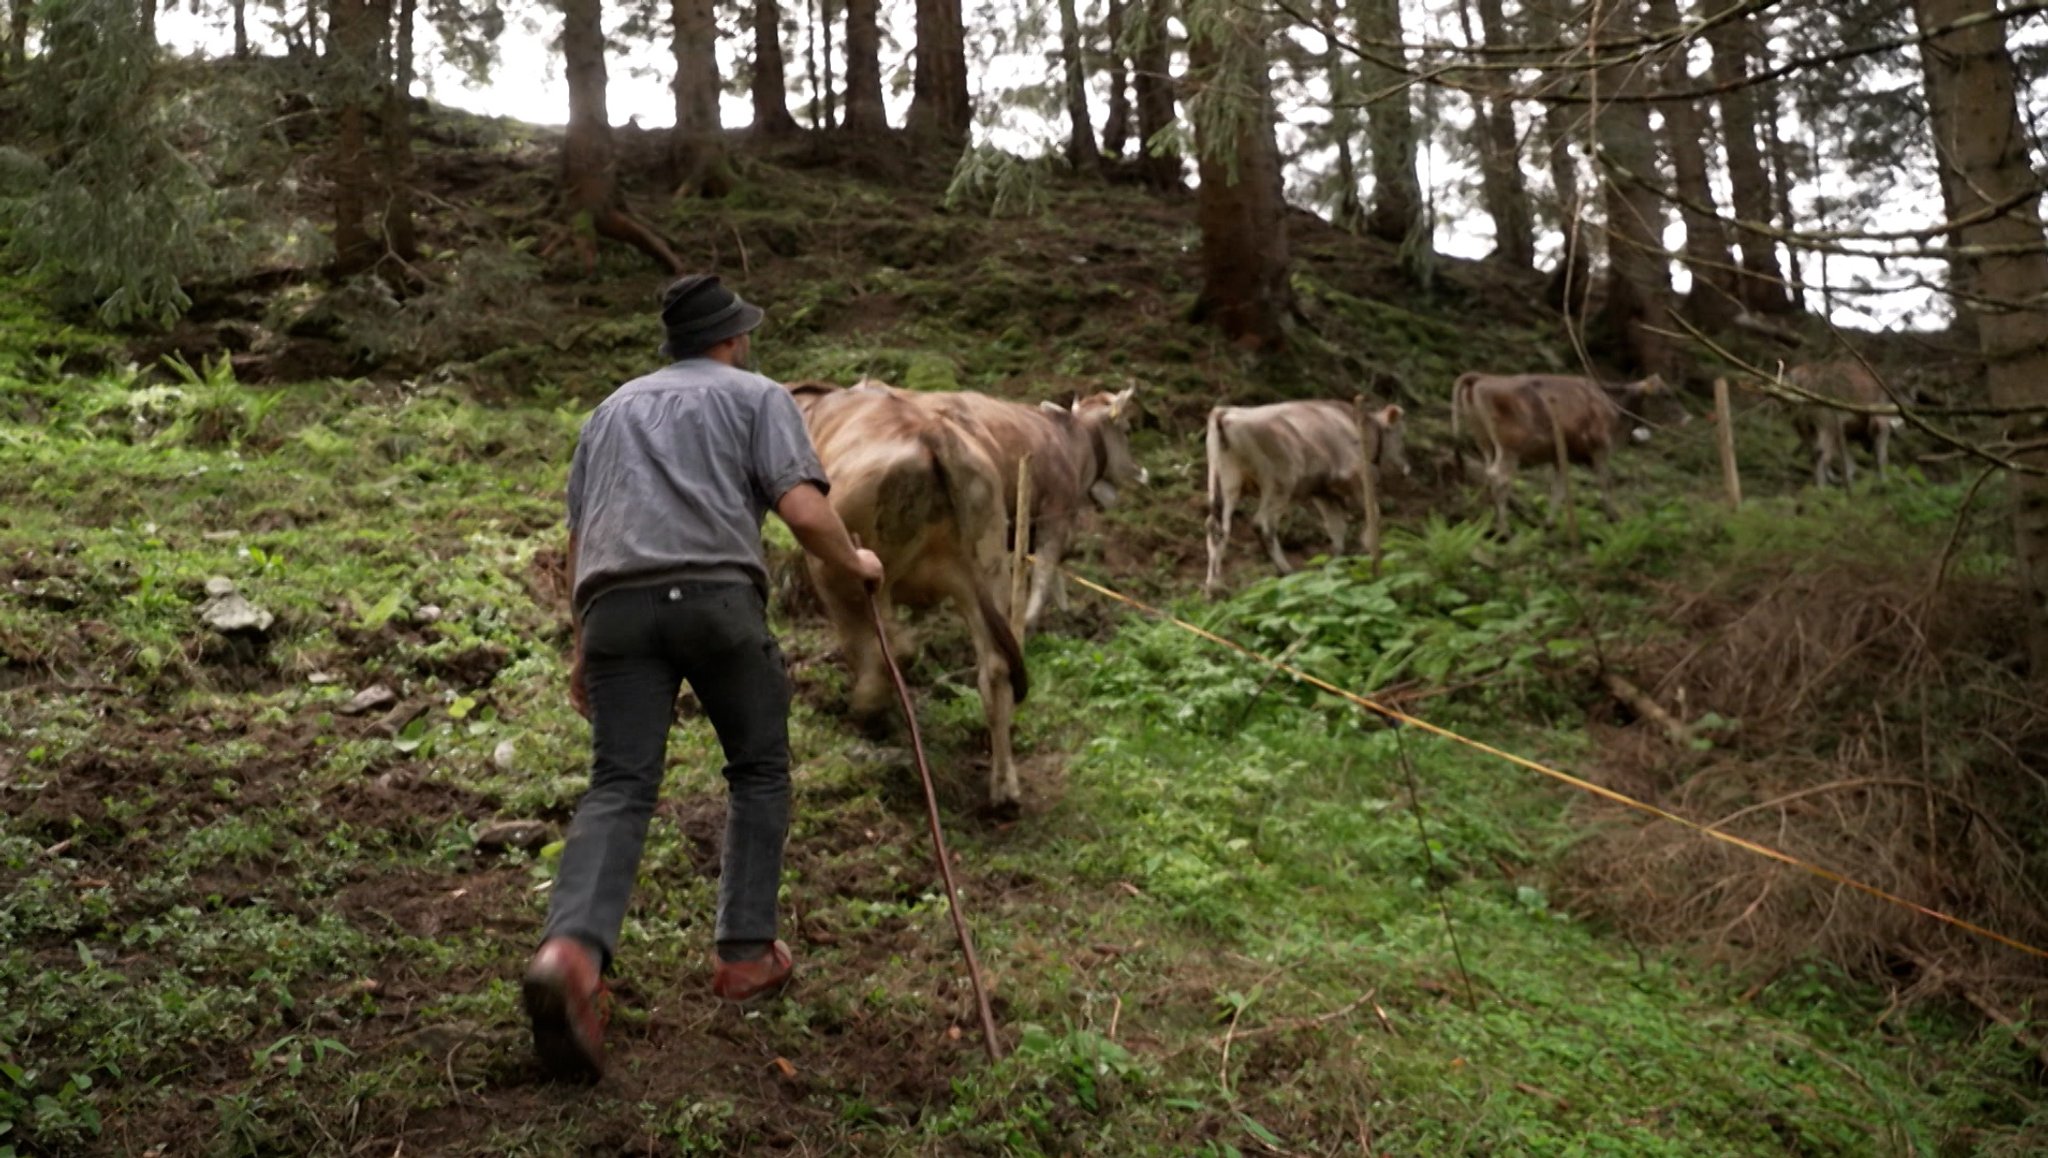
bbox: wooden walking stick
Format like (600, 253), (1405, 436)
(854, 546), (1005, 1062)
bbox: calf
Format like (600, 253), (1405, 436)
(1451, 372), (1664, 536)
(1785, 360), (1900, 488)
(1203, 397), (1408, 596)
(917, 386), (1147, 630)
(788, 383), (1032, 810)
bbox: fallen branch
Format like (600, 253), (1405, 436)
(1210, 990), (1379, 1046)
(1908, 952), (2048, 1071)
(1602, 671), (1696, 746)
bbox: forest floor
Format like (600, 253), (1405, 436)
(4, 86), (2048, 1156)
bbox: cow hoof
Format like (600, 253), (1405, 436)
(981, 797), (1023, 823)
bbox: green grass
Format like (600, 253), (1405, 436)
(3, 353), (2043, 1155)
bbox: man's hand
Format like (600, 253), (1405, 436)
(852, 547), (884, 587)
(570, 653), (589, 719)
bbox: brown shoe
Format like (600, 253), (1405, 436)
(523, 937), (609, 1081)
(711, 940), (794, 1004)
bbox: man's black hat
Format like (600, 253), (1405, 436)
(659, 274), (765, 359)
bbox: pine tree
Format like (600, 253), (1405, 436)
(2, 0), (210, 324)
(1102, 0), (1132, 157)
(1321, 0), (1363, 230)
(671, 0), (732, 194)
(753, 0), (799, 135)
(7, 1), (29, 70)
(1651, 0), (1735, 327)
(907, 0), (970, 143)
(381, 0), (419, 261)
(328, 0), (380, 275)
(1527, 0), (1590, 312)
(1357, 0), (1425, 254)
(1591, 0), (1672, 375)
(1469, 0), (1532, 268)
(1132, 0), (1179, 188)
(842, 0), (886, 132)
(1059, 0), (1099, 167)
(560, 0), (684, 271)
(1186, 0), (1292, 351)
(1708, 8), (1793, 314)
(1913, 0), (2048, 674)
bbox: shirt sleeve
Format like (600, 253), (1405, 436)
(565, 433), (589, 531)
(752, 383), (831, 506)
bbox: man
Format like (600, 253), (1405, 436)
(523, 274), (883, 1082)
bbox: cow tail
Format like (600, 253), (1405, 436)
(1451, 373), (1481, 444)
(1466, 377), (1510, 478)
(1205, 407), (1229, 523)
(920, 422), (1031, 707)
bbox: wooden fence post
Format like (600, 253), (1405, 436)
(1009, 456), (1033, 639)
(1714, 377), (1743, 509)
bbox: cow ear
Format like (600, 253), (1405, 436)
(1112, 385), (1137, 415)
(1380, 404), (1404, 426)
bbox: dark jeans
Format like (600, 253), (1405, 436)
(542, 580), (792, 969)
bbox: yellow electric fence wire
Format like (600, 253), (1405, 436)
(1057, 566), (2048, 963)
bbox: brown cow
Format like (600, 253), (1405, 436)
(1451, 372), (1665, 536)
(911, 385), (1147, 630)
(788, 383), (1032, 810)
(1785, 360), (1900, 488)
(1203, 397), (1409, 596)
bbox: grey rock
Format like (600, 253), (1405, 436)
(414, 604), (443, 624)
(491, 739), (517, 773)
(474, 819), (554, 852)
(336, 684), (399, 716)
(200, 591), (273, 635)
(203, 576), (237, 597)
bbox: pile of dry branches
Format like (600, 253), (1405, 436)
(1564, 556), (2048, 1030)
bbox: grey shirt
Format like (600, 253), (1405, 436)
(566, 359), (827, 613)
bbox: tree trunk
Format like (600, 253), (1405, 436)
(1358, 0), (1425, 250)
(842, 0), (885, 132)
(1058, 0), (1099, 168)
(1527, 0), (1589, 310)
(1527, 3), (1583, 234)
(1916, 6), (1981, 352)
(140, 0), (154, 42)
(820, 0), (835, 127)
(1187, 0), (1292, 352)
(1707, 10), (1793, 314)
(1650, 0), (1736, 327)
(671, 0), (733, 194)
(1592, 0), (1672, 376)
(1762, 85), (1802, 308)
(1133, 0), (1180, 188)
(1470, 0), (1533, 269)
(561, 0), (685, 272)
(804, 0), (820, 126)
(1914, 0), (2048, 674)
(233, 0), (249, 57)
(9, 1), (30, 69)
(1323, 0), (1363, 230)
(380, 0), (418, 261)
(1103, 0), (1131, 157)
(752, 0), (798, 135)
(907, 0), (970, 143)
(328, 0), (378, 276)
